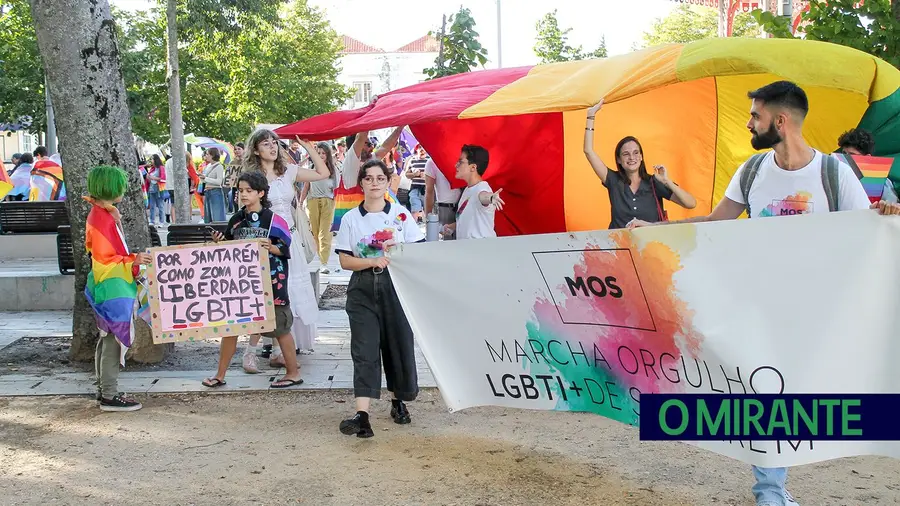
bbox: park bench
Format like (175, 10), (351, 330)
(0, 201), (69, 234)
(57, 225), (162, 275)
(165, 222), (229, 246)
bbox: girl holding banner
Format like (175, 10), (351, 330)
(334, 159), (424, 438)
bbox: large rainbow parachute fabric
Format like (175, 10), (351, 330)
(276, 38), (900, 236)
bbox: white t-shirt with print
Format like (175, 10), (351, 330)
(334, 201), (425, 258)
(424, 158), (462, 204)
(724, 150), (870, 217)
(456, 181), (497, 239)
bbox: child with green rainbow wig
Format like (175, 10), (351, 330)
(84, 165), (152, 412)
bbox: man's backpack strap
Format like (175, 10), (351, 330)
(821, 153), (840, 212)
(739, 153), (767, 218)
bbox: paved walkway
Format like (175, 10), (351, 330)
(0, 261), (438, 396)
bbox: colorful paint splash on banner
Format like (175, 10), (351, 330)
(523, 230), (703, 424)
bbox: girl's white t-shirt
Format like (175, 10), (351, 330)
(456, 181), (497, 239)
(335, 201), (424, 258)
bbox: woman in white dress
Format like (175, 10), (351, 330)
(239, 130), (329, 370)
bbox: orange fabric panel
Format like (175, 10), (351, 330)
(563, 78), (718, 232)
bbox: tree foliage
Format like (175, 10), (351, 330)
(0, 0), (45, 133)
(752, 0), (900, 68)
(642, 4), (760, 47)
(533, 10), (607, 63)
(423, 7), (488, 80)
(0, 0), (349, 145)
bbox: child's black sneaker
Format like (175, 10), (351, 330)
(99, 393), (142, 412)
(391, 399), (411, 425)
(339, 411), (374, 438)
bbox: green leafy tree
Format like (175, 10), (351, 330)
(1, 0), (349, 146)
(533, 10), (606, 63)
(752, 0), (900, 68)
(424, 7), (488, 79)
(0, 0), (45, 133)
(642, 4), (759, 47)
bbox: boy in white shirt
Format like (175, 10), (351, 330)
(442, 144), (505, 240)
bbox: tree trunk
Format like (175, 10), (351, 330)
(166, 0), (190, 224)
(29, 0), (165, 364)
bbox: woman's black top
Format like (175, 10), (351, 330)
(603, 170), (675, 229)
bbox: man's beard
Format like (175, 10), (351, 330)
(750, 122), (782, 150)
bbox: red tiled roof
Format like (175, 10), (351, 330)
(340, 35), (383, 54)
(395, 35), (440, 53)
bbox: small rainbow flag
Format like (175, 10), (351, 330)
(835, 153), (894, 203)
(29, 158), (66, 201)
(268, 211), (293, 249)
(0, 165), (12, 200)
(83, 202), (138, 348)
(331, 184), (398, 232)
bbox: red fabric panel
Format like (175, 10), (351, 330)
(410, 112), (565, 237)
(274, 66), (533, 141)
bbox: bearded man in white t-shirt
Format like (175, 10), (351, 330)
(442, 144), (505, 240)
(630, 80), (900, 506)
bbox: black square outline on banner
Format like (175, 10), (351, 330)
(531, 248), (657, 332)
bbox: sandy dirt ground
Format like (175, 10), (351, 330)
(1, 390), (898, 506)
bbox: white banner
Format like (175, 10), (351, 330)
(389, 210), (900, 467)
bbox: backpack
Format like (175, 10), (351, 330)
(738, 151), (840, 217)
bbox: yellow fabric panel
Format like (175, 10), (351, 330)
(871, 57), (900, 102)
(563, 78), (718, 232)
(677, 38), (880, 99)
(712, 74), (870, 212)
(460, 44), (683, 119)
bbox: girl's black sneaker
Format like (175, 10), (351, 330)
(99, 393), (142, 412)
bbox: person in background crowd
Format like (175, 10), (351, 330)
(200, 147), (227, 222)
(340, 127), (404, 189)
(288, 138), (303, 165)
(8, 153), (32, 201)
(629, 80), (900, 506)
(10, 153), (21, 170)
(147, 154), (167, 227)
(404, 145), (428, 223)
(424, 157), (461, 239)
(836, 128), (874, 156)
(335, 139), (347, 163)
(33, 145), (48, 161)
(583, 99), (697, 229)
(442, 145), (504, 240)
(301, 141), (340, 274)
(227, 142), (245, 212)
(237, 130), (329, 372)
(335, 159), (424, 438)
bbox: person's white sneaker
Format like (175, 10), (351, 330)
(242, 353), (260, 374)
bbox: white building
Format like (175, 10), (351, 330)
(338, 34), (440, 110)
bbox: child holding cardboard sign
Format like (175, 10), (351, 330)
(84, 165), (153, 412)
(202, 171), (304, 389)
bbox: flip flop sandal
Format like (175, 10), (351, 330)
(270, 378), (304, 389)
(202, 378), (227, 388)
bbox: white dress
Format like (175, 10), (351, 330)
(266, 164), (318, 351)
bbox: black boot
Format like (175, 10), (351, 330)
(340, 411), (374, 438)
(391, 399), (411, 425)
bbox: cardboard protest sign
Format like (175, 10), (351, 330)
(145, 239), (276, 343)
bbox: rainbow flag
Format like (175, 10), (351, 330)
(29, 158), (66, 201)
(268, 212), (293, 248)
(835, 153), (894, 203)
(331, 184), (398, 232)
(84, 202), (138, 348)
(0, 165), (12, 200)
